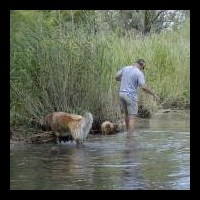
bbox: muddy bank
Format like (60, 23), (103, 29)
(10, 109), (190, 145)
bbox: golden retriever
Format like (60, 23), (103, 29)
(101, 121), (115, 135)
(40, 112), (93, 145)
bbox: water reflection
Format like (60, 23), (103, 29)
(119, 138), (146, 190)
(10, 111), (190, 190)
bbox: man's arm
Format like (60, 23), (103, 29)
(141, 84), (160, 102)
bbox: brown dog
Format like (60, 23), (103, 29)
(101, 121), (115, 135)
(40, 112), (93, 145)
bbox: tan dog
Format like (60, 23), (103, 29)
(40, 112), (93, 145)
(101, 121), (115, 135)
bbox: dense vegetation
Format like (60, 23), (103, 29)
(10, 10), (190, 127)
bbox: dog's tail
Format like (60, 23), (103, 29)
(73, 112), (93, 145)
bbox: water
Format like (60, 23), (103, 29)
(10, 110), (190, 190)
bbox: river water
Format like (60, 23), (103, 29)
(10, 110), (190, 190)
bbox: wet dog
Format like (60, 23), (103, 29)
(40, 112), (93, 145)
(101, 121), (115, 135)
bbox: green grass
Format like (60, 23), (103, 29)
(10, 11), (190, 127)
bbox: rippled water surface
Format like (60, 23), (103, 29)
(10, 110), (190, 190)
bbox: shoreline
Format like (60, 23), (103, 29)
(10, 108), (190, 145)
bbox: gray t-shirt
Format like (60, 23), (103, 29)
(116, 65), (145, 101)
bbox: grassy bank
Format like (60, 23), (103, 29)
(10, 11), (190, 128)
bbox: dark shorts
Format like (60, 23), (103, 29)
(119, 92), (138, 115)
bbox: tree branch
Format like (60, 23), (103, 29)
(151, 10), (165, 24)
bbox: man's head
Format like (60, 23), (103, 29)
(136, 59), (146, 70)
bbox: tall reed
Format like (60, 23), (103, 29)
(10, 11), (190, 127)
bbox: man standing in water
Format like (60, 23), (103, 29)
(115, 59), (160, 136)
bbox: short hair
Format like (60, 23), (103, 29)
(136, 59), (145, 66)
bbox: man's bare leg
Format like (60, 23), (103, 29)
(125, 115), (129, 131)
(127, 115), (135, 136)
